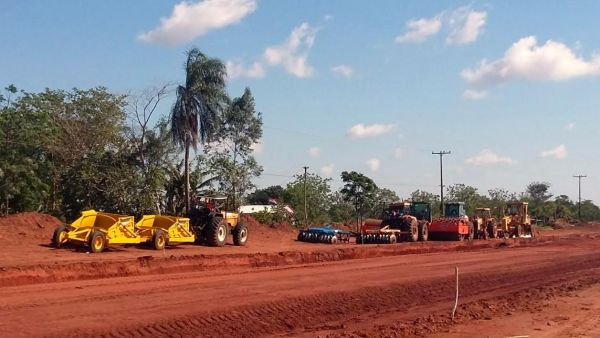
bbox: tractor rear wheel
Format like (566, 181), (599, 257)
(418, 223), (429, 241)
(88, 231), (106, 253)
(52, 225), (68, 248)
(405, 219), (419, 242)
(206, 217), (228, 247)
(233, 221), (248, 246)
(153, 229), (166, 250)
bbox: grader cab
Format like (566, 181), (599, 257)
(187, 196), (248, 247)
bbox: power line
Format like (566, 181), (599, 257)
(432, 151), (451, 216)
(573, 174), (587, 220)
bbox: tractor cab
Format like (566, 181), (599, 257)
(444, 202), (466, 218)
(383, 202), (411, 220)
(410, 202), (432, 222)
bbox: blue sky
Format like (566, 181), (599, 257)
(1, 0), (599, 203)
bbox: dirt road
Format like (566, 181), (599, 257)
(1, 233), (600, 337)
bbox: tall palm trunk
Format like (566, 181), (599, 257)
(184, 135), (190, 214)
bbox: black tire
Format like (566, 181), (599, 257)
(487, 222), (496, 239)
(206, 217), (227, 247)
(233, 220), (249, 246)
(52, 225), (68, 248)
(468, 223), (475, 241)
(514, 224), (522, 238)
(153, 229), (166, 250)
(482, 226), (489, 240)
(88, 231), (106, 253)
(405, 218), (419, 242)
(418, 222), (429, 242)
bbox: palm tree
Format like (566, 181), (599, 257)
(171, 49), (228, 213)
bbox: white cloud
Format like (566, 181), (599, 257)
(250, 142), (264, 154)
(347, 123), (395, 139)
(395, 16), (442, 43)
(462, 89), (488, 100)
(541, 144), (567, 159)
(564, 122), (575, 131)
(461, 36), (600, 87)
(331, 65), (354, 78)
(321, 164), (334, 177)
(138, 0), (257, 46)
(308, 146), (320, 158)
(324, 15), (334, 22)
(226, 60), (265, 79)
(263, 23), (318, 78)
(446, 8), (487, 45)
(393, 147), (404, 159)
(366, 158), (380, 172)
(466, 149), (514, 166)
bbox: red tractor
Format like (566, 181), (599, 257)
(429, 202), (474, 241)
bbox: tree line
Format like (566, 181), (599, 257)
(249, 175), (600, 226)
(0, 49), (262, 220)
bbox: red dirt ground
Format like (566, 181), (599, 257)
(1, 212), (600, 337)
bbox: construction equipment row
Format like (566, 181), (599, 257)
(297, 200), (537, 245)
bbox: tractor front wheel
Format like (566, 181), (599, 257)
(52, 225), (68, 248)
(418, 223), (429, 242)
(206, 217), (228, 247)
(88, 231), (106, 253)
(233, 221), (249, 246)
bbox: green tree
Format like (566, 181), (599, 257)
(370, 188), (400, 218)
(554, 195), (575, 219)
(328, 191), (355, 224)
(487, 188), (517, 217)
(208, 88), (263, 208)
(579, 200), (600, 221)
(526, 181), (553, 218)
(340, 171), (378, 223)
(446, 184), (488, 216)
(410, 190), (441, 218)
(247, 185), (285, 204)
(170, 49), (228, 213)
(0, 85), (54, 213)
(284, 173), (332, 226)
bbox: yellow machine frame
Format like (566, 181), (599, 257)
(135, 215), (195, 246)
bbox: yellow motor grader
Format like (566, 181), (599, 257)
(499, 201), (537, 238)
(472, 207), (497, 239)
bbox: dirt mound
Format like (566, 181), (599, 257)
(553, 218), (575, 229)
(241, 214), (295, 238)
(0, 212), (61, 241)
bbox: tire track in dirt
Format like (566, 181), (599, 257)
(3, 233), (594, 288)
(52, 252), (600, 338)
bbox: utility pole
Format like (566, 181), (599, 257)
(573, 175), (587, 220)
(432, 151), (451, 216)
(303, 166), (309, 227)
